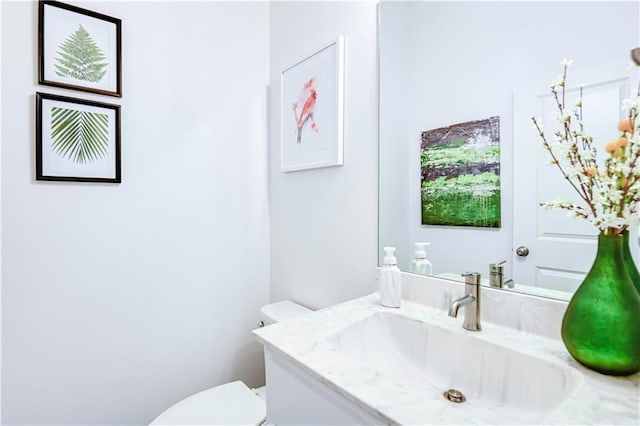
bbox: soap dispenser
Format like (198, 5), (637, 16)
(380, 246), (401, 308)
(410, 242), (433, 275)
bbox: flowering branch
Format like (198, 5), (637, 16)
(533, 60), (640, 234)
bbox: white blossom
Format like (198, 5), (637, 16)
(540, 61), (640, 233)
(550, 74), (565, 88)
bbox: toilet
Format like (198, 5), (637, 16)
(150, 301), (312, 425)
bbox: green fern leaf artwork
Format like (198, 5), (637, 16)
(54, 25), (108, 83)
(51, 107), (109, 164)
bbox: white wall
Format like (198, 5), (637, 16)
(268, 1), (379, 309)
(1, 1), (270, 424)
(0, 1), (3, 421)
(379, 1), (639, 279)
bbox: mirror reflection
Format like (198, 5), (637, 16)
(378, 1), (640, 300)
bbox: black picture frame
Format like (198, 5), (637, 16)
(36, 92), (121, 183)
(38, 0), (122, 97)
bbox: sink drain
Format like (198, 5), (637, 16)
(443, 389), (466, 403)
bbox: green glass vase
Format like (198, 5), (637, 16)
(622, 230), (640, 296)
(561, 233), (640, 376)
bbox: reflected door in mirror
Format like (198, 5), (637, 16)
(513, 63), (639, 293)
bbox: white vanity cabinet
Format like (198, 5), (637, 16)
(264, 348), (381, 425)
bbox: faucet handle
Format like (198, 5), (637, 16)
(461, 272), (481, 286)
(489, 260), (506, 273)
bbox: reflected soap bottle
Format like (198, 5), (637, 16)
(380, 246), (401, 308)
(410, 242), (433, 275)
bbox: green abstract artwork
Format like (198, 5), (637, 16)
(55, 25), (108, 83)
(421, 116), (501, 227)
(51, 106), (109, 164)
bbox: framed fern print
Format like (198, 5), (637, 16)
(38, 1), (122, 97)
(36, 93), (121, 183)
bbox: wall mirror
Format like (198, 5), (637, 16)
(378, 1), (640, 301)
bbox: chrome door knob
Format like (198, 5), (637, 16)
(516, 246), (530, 257)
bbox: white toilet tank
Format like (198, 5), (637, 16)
(150, 300), (312, 426)
(260, 300), (312, 326)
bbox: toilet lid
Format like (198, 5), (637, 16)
(150, 381), (266, 425)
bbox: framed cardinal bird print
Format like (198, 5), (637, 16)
(280, 36), (344, 172)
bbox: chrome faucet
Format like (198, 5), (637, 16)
(448, 272), (481, 331)
(489, 261), (514, 289)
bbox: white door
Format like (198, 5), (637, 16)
(513, 62), (638, 293)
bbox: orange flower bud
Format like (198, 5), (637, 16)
(606, 137), (629, 153)
(613, 147), (624, 158)
(584, 167), (597, 177)
(617, 119), (634, 133)
(605, 140), (619, 153)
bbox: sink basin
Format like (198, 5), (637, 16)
(326, 312), (581, 418)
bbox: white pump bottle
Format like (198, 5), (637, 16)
(410, 242), (433, 276)
(380, 246), (402, 308)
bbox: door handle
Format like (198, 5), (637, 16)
(516, 246), (530, 257)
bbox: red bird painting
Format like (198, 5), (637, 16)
(292, 78), (318, 144)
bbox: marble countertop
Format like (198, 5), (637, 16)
(253, 294), (640, 425)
